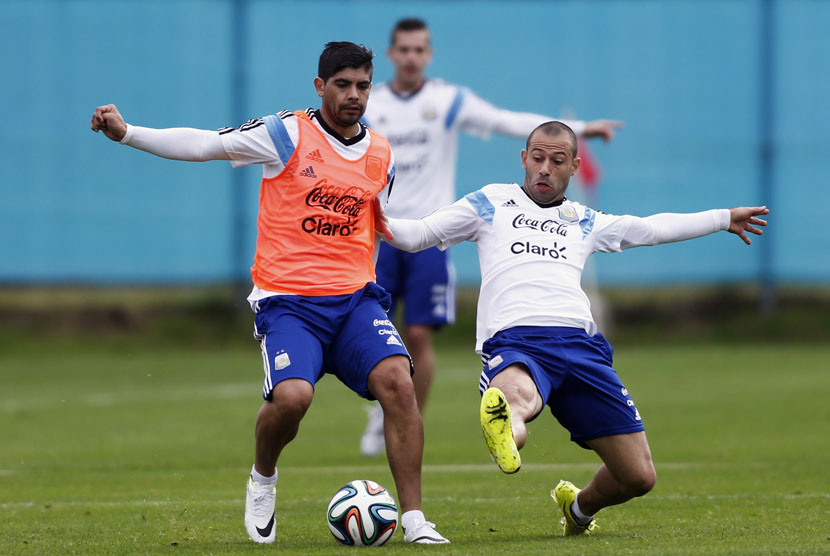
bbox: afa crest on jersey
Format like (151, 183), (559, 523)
(558, 206), (579, 223)
(365, 155), (383, 181)
(422, 105), (438, 121)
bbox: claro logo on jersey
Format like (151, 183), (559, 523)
(302, 179), (370, 237)
(512, 213), (568, 237)
(511, 240), (567, 260)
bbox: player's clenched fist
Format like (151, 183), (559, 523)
(90, 104), (127, 142)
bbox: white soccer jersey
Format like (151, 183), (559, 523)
(385, 183), (729, 352)
(363, 80), (585, 219)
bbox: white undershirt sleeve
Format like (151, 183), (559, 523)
(386, 218), (437, 252)
(620, 209), (731, 250)
(121, 124), (229, 161)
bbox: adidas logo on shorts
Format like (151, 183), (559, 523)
(502, 199), (519, 207)
(306, 149), (325, 163)
(299, 166), (317, 178)
(386, 335), (402, 346)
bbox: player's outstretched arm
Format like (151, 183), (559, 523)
(617, 207), (767, 251)
(91, 104), (128, 142)
(727, 206), (769, 245)
(582, 119), (625, 142)
(90, 104), (229, 162)
(383, 197), (483, 253)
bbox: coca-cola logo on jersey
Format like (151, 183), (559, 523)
(511, 213), (568, 237)
(305, 180), (369, 219)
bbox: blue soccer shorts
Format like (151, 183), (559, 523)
(252, 282), (411, 401)
(479, 326), (644, 448)
(375, 242), (455, 328)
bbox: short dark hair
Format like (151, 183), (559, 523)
(390, 17), (428, 46)
(318, 42), (374, 82)
(526, 121), (578, 158)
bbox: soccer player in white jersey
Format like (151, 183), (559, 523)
(90, 42), (449, 545)
(374, 121), (769, 535)
(359, 17), (624, 456)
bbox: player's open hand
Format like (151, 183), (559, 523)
(91, 104), (128, 142)
(728, 206), (769, 245)
(372, 197), (394, 241)
(582, 120), (625, 142)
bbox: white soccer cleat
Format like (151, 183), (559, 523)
(360, 404), (386, 457)
(403, 518), (450, 544)
(244, 475), (276, 544)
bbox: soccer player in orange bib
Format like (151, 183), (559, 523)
(90, 42), (449, 545)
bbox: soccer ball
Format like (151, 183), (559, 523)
(326, 479), (398, 546)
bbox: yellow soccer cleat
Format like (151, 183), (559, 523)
(551, 480), (598, 536)
(480, 387), (521, 474)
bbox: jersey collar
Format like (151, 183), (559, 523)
(387, 78), (428, 101)
(518, 183), (567, 208)
(312, 109), (367, 146)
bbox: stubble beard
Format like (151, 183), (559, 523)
(337, 104), (364, 127)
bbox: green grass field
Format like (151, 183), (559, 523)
(2, 340), (829, 555)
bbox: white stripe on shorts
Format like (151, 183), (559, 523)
(479, 370), (490, 394)
(445, 258), (456, 324)
(253, 322), (273, 397)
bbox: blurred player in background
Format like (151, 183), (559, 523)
(374, 121), (769, 535)
(90, 41), (449, 545)
(359, 17), (625, 456)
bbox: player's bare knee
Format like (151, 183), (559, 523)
(641, 464), (657, 493)
(628, 475), (656, 498)
(497, 384), (522, 411)
(494, 380), (540, 421)
(405, 325), (432, 351)
(369, 356), (415, 406)
(623, 464), (656, 497)
(503, 382), (532, 404)
(278, 397), (312, 423)
(269, 380), (313, 422)
(376, 373), (415, 406)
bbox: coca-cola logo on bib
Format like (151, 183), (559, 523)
(305, 179), (369, 219)
(302, 179), (371, 237)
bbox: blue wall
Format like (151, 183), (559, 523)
(1, 0), (827, 286)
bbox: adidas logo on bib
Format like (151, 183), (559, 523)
(306, 149), (325, 163)
(299, 166), (317, 178)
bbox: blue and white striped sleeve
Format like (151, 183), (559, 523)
(218, 112), (295, 168)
